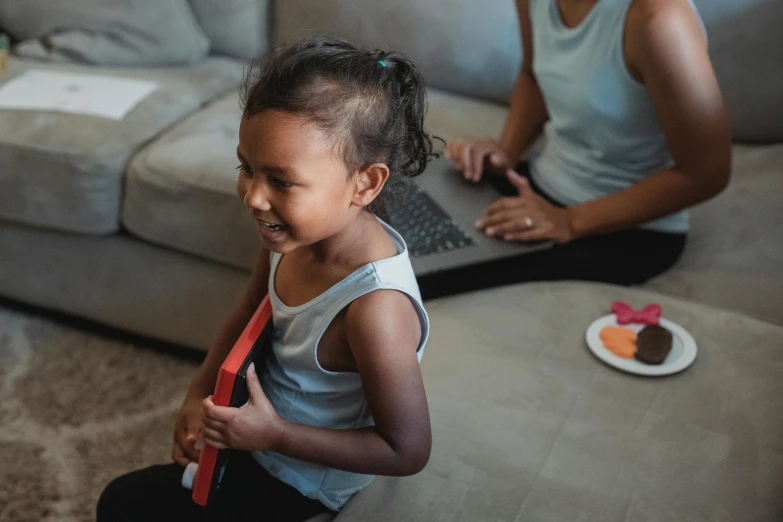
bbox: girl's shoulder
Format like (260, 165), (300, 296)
(344, 288), (423, 358)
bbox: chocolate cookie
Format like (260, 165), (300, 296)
(634, 325), (673, 365)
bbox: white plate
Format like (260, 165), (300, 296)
(585, 314), (697, 376)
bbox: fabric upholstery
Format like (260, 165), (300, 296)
(121, 88), (508, 271)
(190, 0), (270, 60)
(336, 281), (783, 521)
(0, 220), (249, 349)
(694, 0), (783, 143)
(645, 144), (783, 325)
(274, 0), (522, 105)
(0, 0), (210, 66)
(0, 57), (243, 234)
(122, 92), (258, 270)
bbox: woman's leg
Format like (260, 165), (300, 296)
(418, 164), (687, 299)
(419, 226), (686, 298)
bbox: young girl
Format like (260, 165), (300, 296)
(97, 36), (435, 521)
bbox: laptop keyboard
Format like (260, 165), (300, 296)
(387, 185), (475, 258)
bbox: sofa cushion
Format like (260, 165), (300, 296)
(337, 281), (783, 521)
(190, 0), (269, 61)
(274, 0), (521, 105)
(0, 57), (243, 234)
(644, 143), (783, 325)
(0, 0), (210, 66)
(121, 88), (508, 270)
(123, 93), (258, 270)
(693, 0), (783, 143)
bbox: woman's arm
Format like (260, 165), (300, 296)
(500, 0), (549, 162)
(450, 0), (548, 181)
(202, 289), (431, 476)
(188, 246), (271, 396)
(568, 0), (731, 238)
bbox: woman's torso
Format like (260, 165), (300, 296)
(527, 0), (705, 234)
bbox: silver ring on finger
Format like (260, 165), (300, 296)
(524, 216), (533, 228)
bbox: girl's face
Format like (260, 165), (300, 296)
(236, 110), (361, 253)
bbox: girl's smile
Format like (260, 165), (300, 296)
(255, 218), (289, 243)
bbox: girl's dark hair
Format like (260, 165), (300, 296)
(241, 35), (439, 216)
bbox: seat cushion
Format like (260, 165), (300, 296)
(337, 281), (783, 520)
(122, 92), (257, 270)
(425, 89), (508, 142)
(643, 144), (783, 325)
(0, 57), (243, 234)
(121, 88), (508, 270)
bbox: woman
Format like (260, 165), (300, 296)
(430, 0), (731, 297)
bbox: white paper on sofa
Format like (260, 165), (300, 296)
(0, 69), (157, 120)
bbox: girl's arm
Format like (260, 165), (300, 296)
(567, 0), (731, 237)
(500, 0), (549, 162)
(273, 289), (431, 476)
(188, 246), (271, 396)
(174, 246), (270, 465)
(202, 288), (431, 476)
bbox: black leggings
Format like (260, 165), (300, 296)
(97, 451), (333, 522)
(418, 163), (687, 300)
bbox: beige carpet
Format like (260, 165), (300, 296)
(0, 305), (200, 522)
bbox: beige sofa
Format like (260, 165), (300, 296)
(1, 0), (781, 352)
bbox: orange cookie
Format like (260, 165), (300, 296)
(599, 326), (638, 358)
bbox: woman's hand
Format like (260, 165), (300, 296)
(172, 392), (205, 466)
(476, 169), (575, 244)
(201, 363), (285, 452)
(445, 138), (511, 183)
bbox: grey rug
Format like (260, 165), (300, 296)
(0, 306), (199, 522)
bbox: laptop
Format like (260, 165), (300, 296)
(387, 157), (551, 277)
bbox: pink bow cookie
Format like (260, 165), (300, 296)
(611, 301), (661, 326)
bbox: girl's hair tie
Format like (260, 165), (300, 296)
(377, 60), (387, 68)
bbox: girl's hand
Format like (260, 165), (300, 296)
(475, 169), (575, 244)
(201, 363), (285, 452)
(445, 138), (511, 183)
(172, 392), (205, 466)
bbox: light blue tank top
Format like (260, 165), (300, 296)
(252, 218), (430, 511)
(528, 0), (705, 234)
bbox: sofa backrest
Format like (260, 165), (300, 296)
(273, 0), (782, 143)
(189, 0), (270, 61)
(694, 0), (783, 143)
(274, 0), (521, 106)
(0, 0), (211, 66)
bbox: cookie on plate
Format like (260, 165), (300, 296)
(635, 325), (673, 365)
